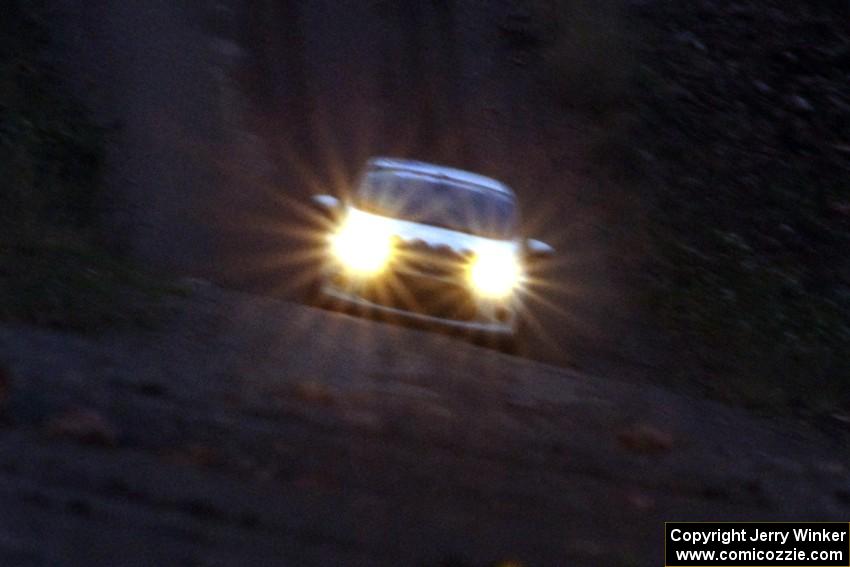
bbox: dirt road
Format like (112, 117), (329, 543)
(1, 285), (848, 566)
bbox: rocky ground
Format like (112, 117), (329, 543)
(1, 284), (849, 566)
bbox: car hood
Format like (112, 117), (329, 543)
(348, 207), (518, 255)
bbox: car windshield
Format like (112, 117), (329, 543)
(354, 170), (517, 239)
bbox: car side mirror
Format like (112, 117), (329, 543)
(525, 238), (555, 258)
(311, 194), (341, 222)
(312, 194), (340, 210)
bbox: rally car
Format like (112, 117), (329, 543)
(307, 157), (554, 352)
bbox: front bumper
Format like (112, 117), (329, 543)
(318, 270), (518, 335)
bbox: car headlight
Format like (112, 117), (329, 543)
(330, 210), (393, 275)
(468, 245), (522, 299)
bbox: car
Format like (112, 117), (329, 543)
(306, 157), (554, 353)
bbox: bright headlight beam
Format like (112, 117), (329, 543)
(330, 210), (393, 275)
(469, 245), (522, 299)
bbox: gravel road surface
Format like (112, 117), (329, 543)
(1, 285), (848, 566)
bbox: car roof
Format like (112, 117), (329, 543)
(367, 157), (514, 197)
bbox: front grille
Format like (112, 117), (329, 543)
(396, 254), (461, 279)
(332, 239), (480, 321)
(393, 239), (471, 279)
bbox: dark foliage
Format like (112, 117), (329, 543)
(632, 0), (850, 410)
(0, 0), (175, 331)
